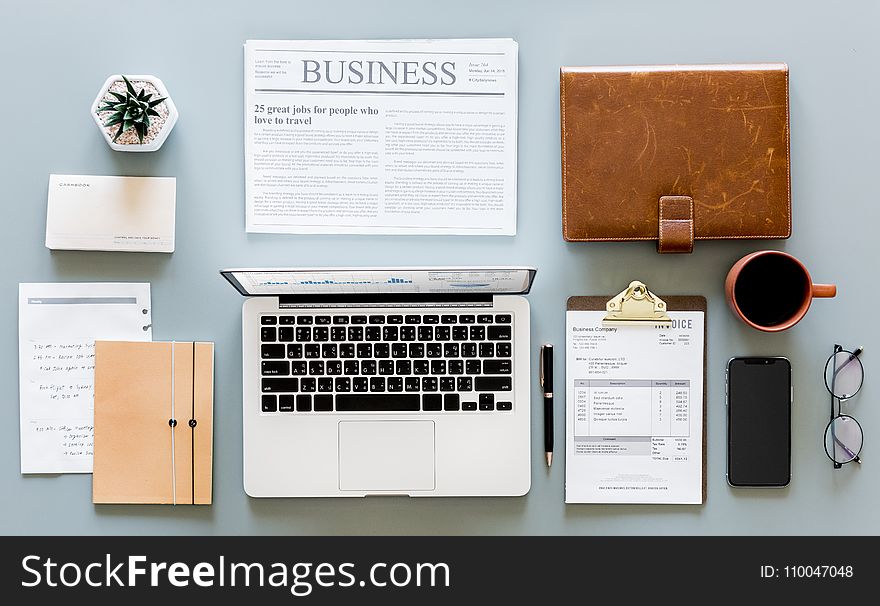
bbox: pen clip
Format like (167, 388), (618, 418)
(539, 346), (545, 388)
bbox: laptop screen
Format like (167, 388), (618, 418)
(222, 267), (536, 296)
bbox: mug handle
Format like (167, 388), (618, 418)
(812, 284), (837, 298)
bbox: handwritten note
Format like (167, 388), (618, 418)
(19, 283), (151, 474)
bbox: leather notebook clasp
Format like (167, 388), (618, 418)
(657, 195), (694, 254)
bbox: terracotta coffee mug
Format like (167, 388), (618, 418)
(725, 250), (836, 332)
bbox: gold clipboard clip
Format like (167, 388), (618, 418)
(603, 280), (671, 326)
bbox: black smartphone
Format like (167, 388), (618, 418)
(726, 357), (792, 487)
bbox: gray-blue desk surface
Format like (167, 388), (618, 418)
(1, 0), (876, 535)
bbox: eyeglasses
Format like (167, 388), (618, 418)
(823, 345), (864, 468)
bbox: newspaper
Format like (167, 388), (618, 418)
(244, 39), (518, 235)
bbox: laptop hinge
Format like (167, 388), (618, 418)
(278, 293), (493, 308)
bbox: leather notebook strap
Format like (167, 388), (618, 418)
(657, 195), (694, 254)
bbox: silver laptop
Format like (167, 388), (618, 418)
(221, 266), (536, 497)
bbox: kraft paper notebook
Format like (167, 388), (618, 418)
(560, 63), (791, 253)
(565, 284), (707, 504)
(93, 341), (214, 505)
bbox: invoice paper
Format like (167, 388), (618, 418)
(565, 311), (704, 504)
(244, 39), (518, 235)
(18, 283), (152, 474)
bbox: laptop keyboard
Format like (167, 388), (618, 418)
(259, 313), (513, 413)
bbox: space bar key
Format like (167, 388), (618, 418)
(336, 394), (421, 412)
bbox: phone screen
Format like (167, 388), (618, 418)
(727, 357), (791, 487)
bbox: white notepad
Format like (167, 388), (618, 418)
(46, 174), (176, 252)
(565, 310), (705, 504)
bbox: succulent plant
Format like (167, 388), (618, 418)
(97, 75), (167, 144)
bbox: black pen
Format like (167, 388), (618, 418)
(540, 344), (554, 467)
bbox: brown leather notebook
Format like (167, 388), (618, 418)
(93, 341), (214, 505)
(561, 63), (791, 253)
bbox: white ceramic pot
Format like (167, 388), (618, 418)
(91, 74), (178, 152)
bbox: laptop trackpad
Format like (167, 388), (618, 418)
(338, 421), (435, 492)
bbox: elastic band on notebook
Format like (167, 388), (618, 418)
(170, 341), (177, 506)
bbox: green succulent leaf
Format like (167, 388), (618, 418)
(103, 115), (124, 127)
(147, 108), (160, 118)
(112, 122), (125, 142)
(122, 75), (137, 97)
(148, 96), (167, 108)
(109, 91), (127, 103)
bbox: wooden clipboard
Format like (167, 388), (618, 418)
(567, 286), (708, 502)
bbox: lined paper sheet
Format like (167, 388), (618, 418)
(18, 283), (152, 474)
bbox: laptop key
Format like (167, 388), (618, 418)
(423, 315), (439, 324)
(479, 343), (494, 357)
(497, 401), (513, 411)
(348, 327), (364, 341)
(313, 327), (329, 342)
(353, 377), (369, 392)
(287, 344), (303, 359)
(262, 344), (285, 359)
(461, 343), (477, 358)
(339, 343), (355, 358)
(314, 395), (333, 412)
(326, 360), (342, 375)
(262, 378), (298, 393)
(291, 361), (307, 375)
(378, 360), (395, 375)
(351, 315), (368, 324)
(475, 377), (513, 391)
(300, 378), (316, 392)
(296, 394), (312, 412)
(418, 326), (433, 341)
(308, 361), (324, 375)
(405, 315), (421, 324)
(431, 360), (447, 375)
(448, 360), (464, 375)
(466, 360), (481, 374)
(333, 316), (349, 325)
(305, 344), (321, 358)
(262, 361), (289, 376)
(280, 316), (297, 325)
(261, 327), (276, 342)
(396, 360), (412, 375)
(459, 315), (475, 324)
(369, 377), (386, 392)
(440, 377), (456, 392)
(479, 393), (495, 411)
(488, 326), (512, 340)
(296, 316), (313, 325)
(426, 343), (443, 358)
(356, 343), (373, 358)
(400, 326), (416, 341)
(262, 395), (277, 412)
(413, 360), (430, 375)
(335, 378), (351, 392)
(388, 377), (403, 392)
(330, 327), (347, 342)
(405, 377), (421, 392)
(382, 326), (399, 341)
(321, 344), (338, 358)
(368, 315), (385, 324)
(423, 394), (442, 411)
(477, 314), (493, 324)
(361, 360), (377, 375)
(435, 326), (451, 341)
(315, 316), (331, 325)
(444, 394), (461, 411)
(336, 394), (420, 412)
(441, 315), (457, 324)
(387, 315), (404, 324)
(343, 360), (359, 375)
(484, 360), (512, 374)
(462, 401), (477, 411)
(279, 395), (295, 412)
(318, 378), (333, 392)
(422, 377), (438, 392)
(374, 343), (390, 358)
(261, 316), (277, 325)
(409, 343), (425, 358)
(365, 326), (381, 341)
(444, 343), (460, 357)
(495, 314), (512, 323)
(452, 327), (468, 341)
(295, 327), (311, 342)
(457, 377), (473, 391)
(391, 343), (408, 358)
(314, 394), (333, 412)
(469, 326), (486, 340)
